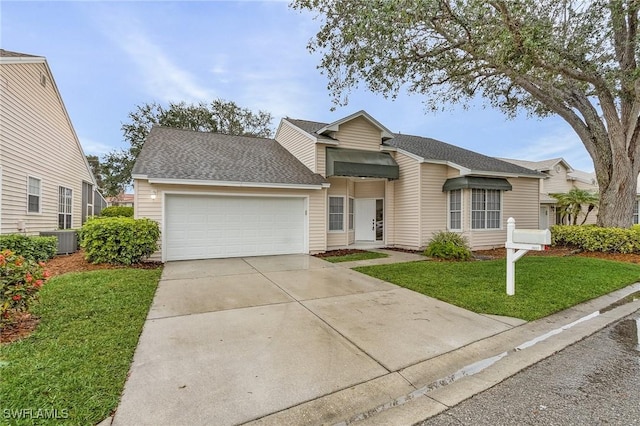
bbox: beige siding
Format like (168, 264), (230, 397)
(420, 164), (449, 246)
(393, 152), (421, 247)
(275, 121), (317, 172)
(326, 177), (350, 248)
(0, 60), (94, 234)
(335, 116), (381, 151)
(384, 180), (395, 244)
(466, 177), (540, 249)
(135, 180), (327, 261)
(541, 165), (599, 226)
(317, 145), (327, 176)
(354, 180), (384, 198)
(544, 166), (573, 194)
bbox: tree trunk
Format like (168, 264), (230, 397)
(595, 157), (638, 228)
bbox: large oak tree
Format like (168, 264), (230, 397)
(293, 0), (639, 227)
(101, 99), (273, 196)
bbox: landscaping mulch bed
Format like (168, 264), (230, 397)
(381, 247), (424, 254)
(1, 312), (40, 344)
(46, 250), (162, 276)
(314, 249), (369, 258)
(2, 251), (162, 344)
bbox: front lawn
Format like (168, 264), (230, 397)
(0, 268), (162, 425)
(355, 257), (640, 321)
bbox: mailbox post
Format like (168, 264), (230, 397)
(505, 217), (551, 295)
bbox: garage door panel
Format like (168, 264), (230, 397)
(165, 195), (306, 261)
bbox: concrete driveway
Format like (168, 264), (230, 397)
(112, 255), (513, 426)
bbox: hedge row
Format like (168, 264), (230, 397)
(100, 206), (134, 217)
(80, 217), (159, 265)
(551, 225), (640, 254)
(0, 234), (57, 262)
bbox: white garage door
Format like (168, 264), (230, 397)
(165, 194), (306, 261)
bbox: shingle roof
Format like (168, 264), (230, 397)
(132, 126), (327, 186)
(285, 118), (338, 142)
(498, 157), (570, 172)
(386, 135), (543, 177)
(287, 117), (542, 177)
(0, 49), (40, 58)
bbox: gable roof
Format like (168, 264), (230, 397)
(284, 110), (394, 142)
(499, 157), (573, 173)
(317, 110), (394, 140)
(132, 126), (328, 188)
(386, 135), (543, 177)
(500, 157), (598, 186)
(285, 114), (542, 178)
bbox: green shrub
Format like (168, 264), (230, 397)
(80, 217), (160, 265)
(551, 225), (640, 253)
(0, 234), (57, 262)
(425, 231), (472, 260)
(100, 206), (134, 218)
(0, 249), (51, 324)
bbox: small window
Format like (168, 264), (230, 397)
(329, 196), (344, 231)
(634, 201), (639, 225)
(471, 189), (501, 230)
(58, 186), (73, 229)
(448, 189), (462, 230)
(27, 176), (41, 213)
(348, 198), (354, 231)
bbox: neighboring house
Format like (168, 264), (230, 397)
(500, 157), (599, 228)
(133, 110), (543, 262)
(0, 49), (100, 234)
(106, 193), (134, 208)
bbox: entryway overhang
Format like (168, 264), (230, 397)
(327, 147), (399, 180)
(442, 176), (513, 192)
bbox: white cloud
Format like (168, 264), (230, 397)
(119, 32), (215, 102)
(80, 137), (115, 156)
(94, 8), (215, 103)
(508, 128), (595, 172)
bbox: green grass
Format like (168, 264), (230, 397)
(0, 268), (162, 426)
(355, 257), (640, 321)
(323, 251), (389, 263)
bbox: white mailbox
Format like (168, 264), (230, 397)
(512, 229), (551, 246)
(504, 217), (550, 296)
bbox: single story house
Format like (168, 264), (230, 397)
(133, 111), (543, 261)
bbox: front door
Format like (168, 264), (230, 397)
(355, 199), (376, 241)
(539, 206), (549, 229)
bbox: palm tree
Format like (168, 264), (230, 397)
(551, 189), (600, 225)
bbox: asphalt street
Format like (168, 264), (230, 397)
(419, 309), (640, 426)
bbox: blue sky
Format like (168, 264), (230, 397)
(2, 1), (594, 171)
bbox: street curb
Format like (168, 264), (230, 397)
(245, 283), (640, 425)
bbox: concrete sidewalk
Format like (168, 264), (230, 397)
(107, 254), (640, 426)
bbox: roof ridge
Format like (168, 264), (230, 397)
(152, 125), (274, 142)
(0, 49), (41, 58)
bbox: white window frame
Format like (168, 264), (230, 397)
(348, 197), (355, 231)
(471, 188), (502, 230)
(634, 200), (639, 225)
(328, 196), (345, 232)
(58, 186), (73, 229)
(448, 189), (463, 231)
(84, 181), (94, 219)
(27, 176), (42, 214)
